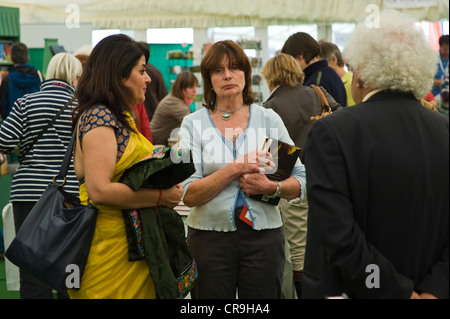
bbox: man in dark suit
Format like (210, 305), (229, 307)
(303, 11), (449, 299)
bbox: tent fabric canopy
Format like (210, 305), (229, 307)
(1, 0), (449, 29)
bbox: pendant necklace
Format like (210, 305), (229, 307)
(215, 104), (244, 121)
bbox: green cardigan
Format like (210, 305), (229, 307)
(119, 147), (196, 299)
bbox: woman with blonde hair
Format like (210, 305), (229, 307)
(261, 53), (340, 298)
(46, 52), (83, 87)
(0, 52), (82, 299)
(262, 53), (340, 163)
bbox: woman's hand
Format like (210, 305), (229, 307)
(235, 149), (275, 175)
(418, 292), (438, 299)
(239, 173), (277, 196)
(236, 149), (278, 195)
(161, 184), (183, 209)
(183, 150), (276, 208)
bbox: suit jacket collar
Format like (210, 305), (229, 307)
(364, 90), (417, 103)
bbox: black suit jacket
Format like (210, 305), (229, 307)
(303, 90), (449, 299)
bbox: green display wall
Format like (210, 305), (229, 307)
(148, 43), (193, 93)
(28, 48), (44, 73)
(28, 43), (193, 90)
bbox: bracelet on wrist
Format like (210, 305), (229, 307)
(154, 189), (162, 212)
(268, 182), (282, 198)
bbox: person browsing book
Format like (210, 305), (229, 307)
(179, 40), (306, 299)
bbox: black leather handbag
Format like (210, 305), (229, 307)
(5, 131), (97, 292)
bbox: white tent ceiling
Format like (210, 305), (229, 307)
(1, 0), (449, 29)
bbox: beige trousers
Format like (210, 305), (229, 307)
(279, 195), (308, 272)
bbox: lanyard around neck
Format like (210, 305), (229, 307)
(438, 55), (449, 74)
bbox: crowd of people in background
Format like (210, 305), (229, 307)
(0, 9), (448, 300)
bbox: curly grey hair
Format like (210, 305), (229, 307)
(344, 10), (437, 98)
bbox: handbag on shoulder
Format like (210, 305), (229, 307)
(19, 98), (74, 163)
(5, 131), (97, 292)
(0, 152), (7, 176)
(310, 84), (333, 122)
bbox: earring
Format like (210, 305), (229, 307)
(210, 90), (215, 107)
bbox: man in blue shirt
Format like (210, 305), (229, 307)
(0, 43), (42, 120)
(432, 35), (449, 98)
(282, 32), (347, 107)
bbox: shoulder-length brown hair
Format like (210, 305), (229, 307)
(72, 34), (149, 132)
(201, 40), (255, 110)
(171, 71), (198, 100)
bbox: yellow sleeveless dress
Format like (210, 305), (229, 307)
(69, 118), (156, 299)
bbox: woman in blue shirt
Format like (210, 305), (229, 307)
(179, 40), (306, 299)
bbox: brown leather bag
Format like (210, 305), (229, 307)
(309, 85), (333, 122)
(0, 152), (7, 176)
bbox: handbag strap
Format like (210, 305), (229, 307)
(21, 97), (74, 162)
(53, 129), (76, 185)
(310, 85), (332, 113)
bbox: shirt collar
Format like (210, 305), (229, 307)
(362, 89), (383, 102)
(270, 85), (281, 94)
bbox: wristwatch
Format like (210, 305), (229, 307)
(268, 182), (282, 198)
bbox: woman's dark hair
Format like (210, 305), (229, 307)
(281, 32), (321, 65)
(72, 34), (149, 131)
(200, 40), (255, 110)
(171, 71), (198, 100)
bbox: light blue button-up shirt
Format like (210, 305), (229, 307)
(179, 104), (306, 232)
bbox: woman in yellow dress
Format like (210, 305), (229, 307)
(69, 34), (183, 299)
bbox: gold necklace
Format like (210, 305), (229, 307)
(215, 104), (244, 121)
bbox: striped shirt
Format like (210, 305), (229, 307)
(0, 79), (79, 201)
